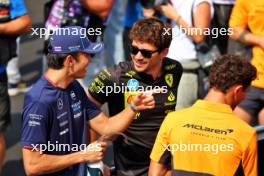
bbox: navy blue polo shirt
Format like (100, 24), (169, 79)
(21, 75), (101, 176)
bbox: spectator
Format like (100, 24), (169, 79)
(149, 55), (257, 176)
(123, 0), (144, 61)
(211, 0), (235, 54)
(103, 0), (127, 68)
(7, 37), (31, 96)
(45, 0), (113, 31)
(0, 0), (31, 171)
(123, 0), (158, 62)
(21, 26), (155, 176)
(229, 0), (264, 125)
(158, 0), (214, 110)
(88, 18), (183, 175)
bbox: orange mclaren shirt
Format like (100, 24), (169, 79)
(229, 0), (264, 88)
(150, 100), (257, 176)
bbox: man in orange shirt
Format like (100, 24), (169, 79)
(149, 55), (257, 176)
(229, 0), (264, 125)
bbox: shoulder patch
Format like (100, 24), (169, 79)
(165, 64), (176, 71)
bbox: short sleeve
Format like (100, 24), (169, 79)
(193, 0), (214, 18)
(74, 81), (102, 121)
(84, 98), (102, 120)
(173, 60), (183, 88)
(242, 132), (258, 176)
(88, 68), (116, 104)
(10, 0), (28, 19)
(21, 102), (49, 148)
(150, 114), (172, 164)
(229, 0), (248, 29)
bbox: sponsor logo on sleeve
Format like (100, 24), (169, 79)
(127, 79), (139, 91)
(165, 74), (173, 87)
(70, 91), (76, 100)
(57, 98), (63, 110)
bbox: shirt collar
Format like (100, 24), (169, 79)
(193, 100), (233, 114)
(130, 59), (168, 82)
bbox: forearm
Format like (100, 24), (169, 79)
(89, 92), (154, 135)
(0, 14), (31, 35)
(172, 14), (208, 43)
(80, 0), (114, 19)
(174, 16), (202, 40)
(148, 160), (168, 176)
(230, 27), (264, 46)
(94, 107), (136, 135)
(89, 128), (98, 143)
(161, 3), (210, 43)
(24, 150), (83, 176)
(105, 107), (136, 133)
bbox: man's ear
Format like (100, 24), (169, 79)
(160, 48), (169, 60)
(233, 85), (244, 96)
(64, 55), (74, 67)
(234, 85), (243, 94)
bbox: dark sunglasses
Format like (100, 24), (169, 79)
(130, 45), (159, 58)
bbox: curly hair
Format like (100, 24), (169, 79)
(209, 55), (257, 93)
(129, 17), (172, 51)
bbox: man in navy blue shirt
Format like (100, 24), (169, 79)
(21, 26), (155, 176)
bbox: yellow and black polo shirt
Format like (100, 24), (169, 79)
(88, 58), (182, 175)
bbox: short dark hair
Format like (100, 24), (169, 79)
(209, 55), (257, 93)
(47, 43), (80, 69)
(129, 17), (172, 51)
(47, 53), (69, 69)
(47, 53), (79, 69)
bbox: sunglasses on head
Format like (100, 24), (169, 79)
(130, 45), (159, 58)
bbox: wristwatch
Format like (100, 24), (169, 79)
(129, 103), (138, 113)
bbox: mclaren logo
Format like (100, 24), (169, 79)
(183, 123), (234, 135)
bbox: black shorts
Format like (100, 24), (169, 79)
(0, 71), (11, 132)
(238, 86), (264, 119)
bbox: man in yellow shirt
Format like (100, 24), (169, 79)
(149, 55), (258, 176)
(229, 0), (264, 125)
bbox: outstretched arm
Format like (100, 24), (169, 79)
(89, 92), (155, 135)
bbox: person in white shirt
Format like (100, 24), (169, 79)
(158, 0), (214, 109)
